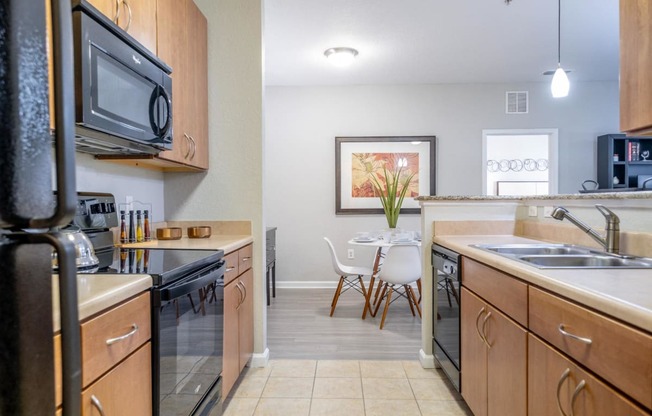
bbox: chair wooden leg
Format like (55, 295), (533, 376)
(416, 278), (422, 304)
(358, 276), (367, 297)
(373, 283), (388, 317)
(408, 286), (422, 318)
(373, 279), (385, 305)
(405, 285), (416, 316)
(362, 276), (375, 320)
(379, 287), (394, 329)
(330, 276), (345, 316)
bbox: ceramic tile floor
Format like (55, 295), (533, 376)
(219, 360), (473, 416)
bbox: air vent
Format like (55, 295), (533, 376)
(506, 91), (528, 114)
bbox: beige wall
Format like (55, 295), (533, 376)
(163, 0), (267, 359)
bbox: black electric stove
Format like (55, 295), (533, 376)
(95, 247), (224, 286)
(72, 193), (225, 415)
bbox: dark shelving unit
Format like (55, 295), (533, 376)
(597, 134), (652, 189)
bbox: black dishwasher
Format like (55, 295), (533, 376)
(432, 244), (461, 391)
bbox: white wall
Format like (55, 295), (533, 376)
(163, 0), (267, 358)
(265, 81), (619, 284)
(74, 153), (166, 222)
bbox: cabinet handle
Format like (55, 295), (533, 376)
(183, 133), (192, 159)
(105, 323), (139, 345)
(558, 324), (593, 345)
(556, 368), (571, 416)
(569, 379), (586, 416)
(242, 257), (251, 262)
(113, 0), (121, 23)
(235, 282), (244, 309)
(122, 0), (132, 31)
(188, 135), (197, 160)
(225, 266), (236, 272)
(481, 312), (492, 348)
(240, 280), (247, 302)
(475, 307), (487, 342)
(91, 395), (107, 416)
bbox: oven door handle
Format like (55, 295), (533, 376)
(160, 262), (225, 300)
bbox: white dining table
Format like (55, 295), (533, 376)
(348, 236), (421, 320)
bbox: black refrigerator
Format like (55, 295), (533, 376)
(0, 1), (81, 415)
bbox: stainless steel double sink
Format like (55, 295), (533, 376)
(471, 243), (652, 269)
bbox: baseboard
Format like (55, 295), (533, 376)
(419, 349), (436, 369)
(249, 348), (270, 368)
(276, 281), (338, 289)
(276, 281), (421, 289)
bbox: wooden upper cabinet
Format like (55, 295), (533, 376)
(88, 0), (157, 53)
(156, 0), (209, 170)
(620, 0), (652, 134)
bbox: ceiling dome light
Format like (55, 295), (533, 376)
(324, 47), (358, 67)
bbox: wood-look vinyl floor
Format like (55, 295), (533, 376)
(267, 288), (422, 360)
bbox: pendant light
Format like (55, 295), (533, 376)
(545, 0), (569, 97)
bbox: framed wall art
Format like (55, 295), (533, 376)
(335, 136), (436, 215)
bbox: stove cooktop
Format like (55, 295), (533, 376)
(93, 247), (224, 286)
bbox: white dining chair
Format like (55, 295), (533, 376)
(324, 237), (373, 317)
(372, 244), (422, 329)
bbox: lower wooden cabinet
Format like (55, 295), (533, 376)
(528, 334), (648, 416)
(81, 342), (152, 416)
(54, 292), (151, 414)
(222, 244), (254, 397)
(461, 287), (527, 416)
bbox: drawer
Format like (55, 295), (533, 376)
(528, 334), (649, 416)
(239, 244), (253, 273)
(529, 286), (652, 409)
(81, 292), (151, 387)
(461, 257), (528, 326)
(224, 251), (239, 284)
(81, 343), (152, 416)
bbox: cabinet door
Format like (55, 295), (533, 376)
(528, 334), (648, 416)
(460, 287), (488, 416)
(156, 0), (190, 165)
(620, 0), (652, 134)
(88, 0), (119, 21)
(119, 0), (157, 53)
(81, 343), (152, 416)
(238, 268), (254, 371)
(485, 304), (527, 416)
(187, 0), (209, 169)
(156, 0), (209, 170)
(222, 280), (241, 397)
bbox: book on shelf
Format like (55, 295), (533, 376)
(628, 141), (640, 161)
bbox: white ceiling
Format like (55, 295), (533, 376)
(263, 0), (619, 86)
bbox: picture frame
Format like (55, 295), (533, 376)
(335, 136), (436, 215)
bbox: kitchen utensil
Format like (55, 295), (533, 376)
(157, 227), (182, 240)
(52, 226), (100, 271)
(188, 226), (212, 238)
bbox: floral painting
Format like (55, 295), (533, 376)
(351, 153), (420, 198)
(335, 136), (436, 215)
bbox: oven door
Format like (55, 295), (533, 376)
(152, 261), (225, 416)
(73, 10), (172, 151)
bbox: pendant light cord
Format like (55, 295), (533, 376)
(557, 0), (561, 65)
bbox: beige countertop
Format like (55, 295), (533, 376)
(120, 235), (253, 253)
(433, 234), (652, 334)
(417, 191), (652, 201)
(52, 273), (152, 332)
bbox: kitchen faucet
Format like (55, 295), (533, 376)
(550, 204), (620, 254)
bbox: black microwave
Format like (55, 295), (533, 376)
(72, 1), (173, 155)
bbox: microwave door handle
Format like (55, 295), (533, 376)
(149, 85), (172, 139)
(38, 0), (77, 230)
